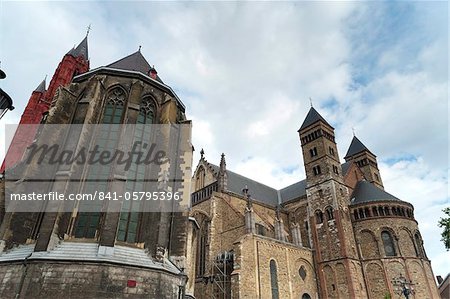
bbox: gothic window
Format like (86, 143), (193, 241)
(313, 165), (321, 176)
(270, 259), (279, 299)
(117, 98), (155, 243)
(74, 87), (126, 239)
(310, 147), (318, 157)
(325, 206), (334, 220)
(381, 230), (397, 257)
(315, 210), (323, 224)
(354, 210), (359, 220)
(196, 166), (206, 190)
(414, 233), (425, 258)
(196, 221), (208, 277)
(378, 207), (385, 216)
(384, 206), (390, 215)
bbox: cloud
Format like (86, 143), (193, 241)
(0, 0), (447, 279)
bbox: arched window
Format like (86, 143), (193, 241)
(270, 259), (279, 299)
(372, 207), (378, 216)
(381, 230), (397, 257)
(414, 232), (425, 258)
(117, 98), (155, 243)
(315, 210), (323, 224)
(325, 206), (334, 220)
(196, 220), (208, 277)
(196, 166), (206, 190)
(302, 294), (312, 299)
(74, 87), (125, 239)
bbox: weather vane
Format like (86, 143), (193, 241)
(309, 97), (313, 107)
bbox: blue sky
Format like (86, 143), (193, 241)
(0, 1), (448, 278)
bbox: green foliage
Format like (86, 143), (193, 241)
(438, 207), (450, 251)
(384, 293), (391, 299)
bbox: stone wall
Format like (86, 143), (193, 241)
(352, 203), (441, 299)
(233, 234), (317, 299)
(0, 261), (185, 299)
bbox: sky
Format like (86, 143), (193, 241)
(0, 1), (448, 278)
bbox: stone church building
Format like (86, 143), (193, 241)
(0, 36), (441, 298)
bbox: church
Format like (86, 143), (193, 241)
(0, 36), (441, 298)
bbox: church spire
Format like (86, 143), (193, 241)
(218, 153), (228, 192)
(344, 136), (373, 159)
(67, 36), (89, 60)
(34, 77), (46, 93)
(298, 107), (333, 132)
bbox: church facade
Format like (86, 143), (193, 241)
(188, 108), (441, 298)
(0, 35), (441, 298)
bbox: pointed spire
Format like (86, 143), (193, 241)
(344, 136), (374, 159)
(218, 153), (227, 192)
(67, 36), (88, 60)
(298, 107), (333, 131)
(219, 153), (226, 171)
(34, 77), (46, 93)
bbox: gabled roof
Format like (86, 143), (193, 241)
(210, 164), (279, 206)
(299, 107), (333, 131)
(67, 36), (88, 60)
(344, 136), (374, 159)
(34, 78), (46, 93)
(279, 180), (307, 203)
(107, 51), (163, 83)
(350, 180), (402, 205)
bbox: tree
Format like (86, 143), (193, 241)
(438, 207), (450, 251)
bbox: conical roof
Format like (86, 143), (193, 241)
(107, 51), (163, 83)
(298, 107), (333, 131)
(34, 78), (46, 93)
(344, 136), (374, 159)
(350, 180), (403, 205)
(67, 36), (88, 59)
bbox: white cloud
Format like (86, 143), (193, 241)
(0, 0), (447, 281)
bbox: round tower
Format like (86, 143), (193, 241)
(350, 180), (440, 299)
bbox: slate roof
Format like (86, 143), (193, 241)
(350, 180), (401, 205)
(107, 51), (164, 83)
(299, 107), (333, 131)
(208, 160), (359, 206)
(0, 242), (180, 274)
(210, 164), (279, 206)
(279, 180), (307, 203)
(67, 36), (88, 59)
(344, 136), (374, 159)
(34, 78), (46, 93)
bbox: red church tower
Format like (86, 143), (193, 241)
(1, 36), (89, 172)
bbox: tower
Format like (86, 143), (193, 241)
(298, 107), (367, 298)
(1, 36), (89, 172)
(0, 45), (191, 298)
(344, 136), (384, 189)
